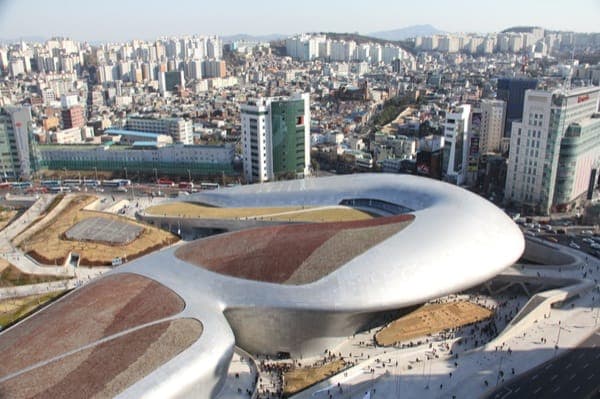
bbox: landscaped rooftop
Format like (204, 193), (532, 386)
(0, 273), (201, 398)
(175, 214), (414, 285)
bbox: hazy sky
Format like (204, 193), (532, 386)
(0, 0), (598, 42)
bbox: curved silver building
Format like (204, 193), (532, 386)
(0, 174), (524, 398)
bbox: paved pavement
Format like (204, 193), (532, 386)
(290, 246), (600, 399)
(218, 350), (258, 399)
(485, 329), (600, 398)
(0, 194), (117, 299)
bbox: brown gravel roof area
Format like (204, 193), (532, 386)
(0, 273), (185, 379)
(175, 214), (414, 285)
(0, 318), (202, 399)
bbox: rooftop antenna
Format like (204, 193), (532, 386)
(565, 48), (575, 90)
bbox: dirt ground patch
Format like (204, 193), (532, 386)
(146, 203), (372, 223)
(17, 195), (178, 266)
(375, 301), (493, 346)
(0, 291), (67, 329)
(0, 209), (17, 230)
(283, 359), (346, 396)
(0, 261), (67, 287)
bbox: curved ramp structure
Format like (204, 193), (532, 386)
(0, 174), (524, 398)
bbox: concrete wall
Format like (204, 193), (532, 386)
(521, 238), (578, 266)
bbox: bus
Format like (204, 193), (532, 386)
(178, 181), (194, 190)
(102, 179), (131, 188)
(26, 186), (48, 194)
(63, 179), (82, 187)
(11, 182), (32, 189)
(157, 178), (175, 187)
(200, 182), (219, 190)
(48, 186), (71, 193)
(41, 180), (61, 188)
(83, 179), (101, 187)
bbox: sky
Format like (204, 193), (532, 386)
(0, 0), (598, 42)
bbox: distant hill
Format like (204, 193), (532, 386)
(222, 33), (288, 43)
(320, 32), (415, 53)
(369, 24), (444, 40)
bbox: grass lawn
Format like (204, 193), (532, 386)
(375, 301), (493, 346)
(283, 359), (347, 396)
(0, 291), (67, 328)
(147, 203), (372, 222)
(0, 260), (67, 287)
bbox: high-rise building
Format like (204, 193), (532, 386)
(505, 86), (600, 214)
(241, 93), (310, 183)
(0, 106), (35, 180)
(201, 60), (226, 78)
(61, 105), (85, 129)
(496, 77), (537, 136)
(158, 70), (185, 95)
(442, 104), (471, 185)
(479, 99), (506, 154)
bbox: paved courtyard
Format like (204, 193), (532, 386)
(65, 217), (143, 245)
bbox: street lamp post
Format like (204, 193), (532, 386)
(554, 321), (564, 357)
(94, 167), (98, 181)
(187, 169), (191, 183)
(153, 168), (158, 183)
(124, 167), (128, 180)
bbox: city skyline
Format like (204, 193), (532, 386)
(0, 0), (598, 43)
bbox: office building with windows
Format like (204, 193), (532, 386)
(496, 77), (537, 136)
(505, 86), (600, 214)
(126, 116), (193, 145)
(0, 106), (35, 180)
(241, 93), (310, 183)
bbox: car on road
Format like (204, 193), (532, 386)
(569, 242), (580, 249)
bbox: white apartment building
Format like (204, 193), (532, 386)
(443, 104), (471, 185)
(126, 117), (193, 145)
(52, 127), (84, 144)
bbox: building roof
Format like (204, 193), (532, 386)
(132, 141), (160, 148)
(105, 128), (162, 139)
(0, 174), (524, 398)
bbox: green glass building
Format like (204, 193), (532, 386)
(241, 94), (310, 183)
